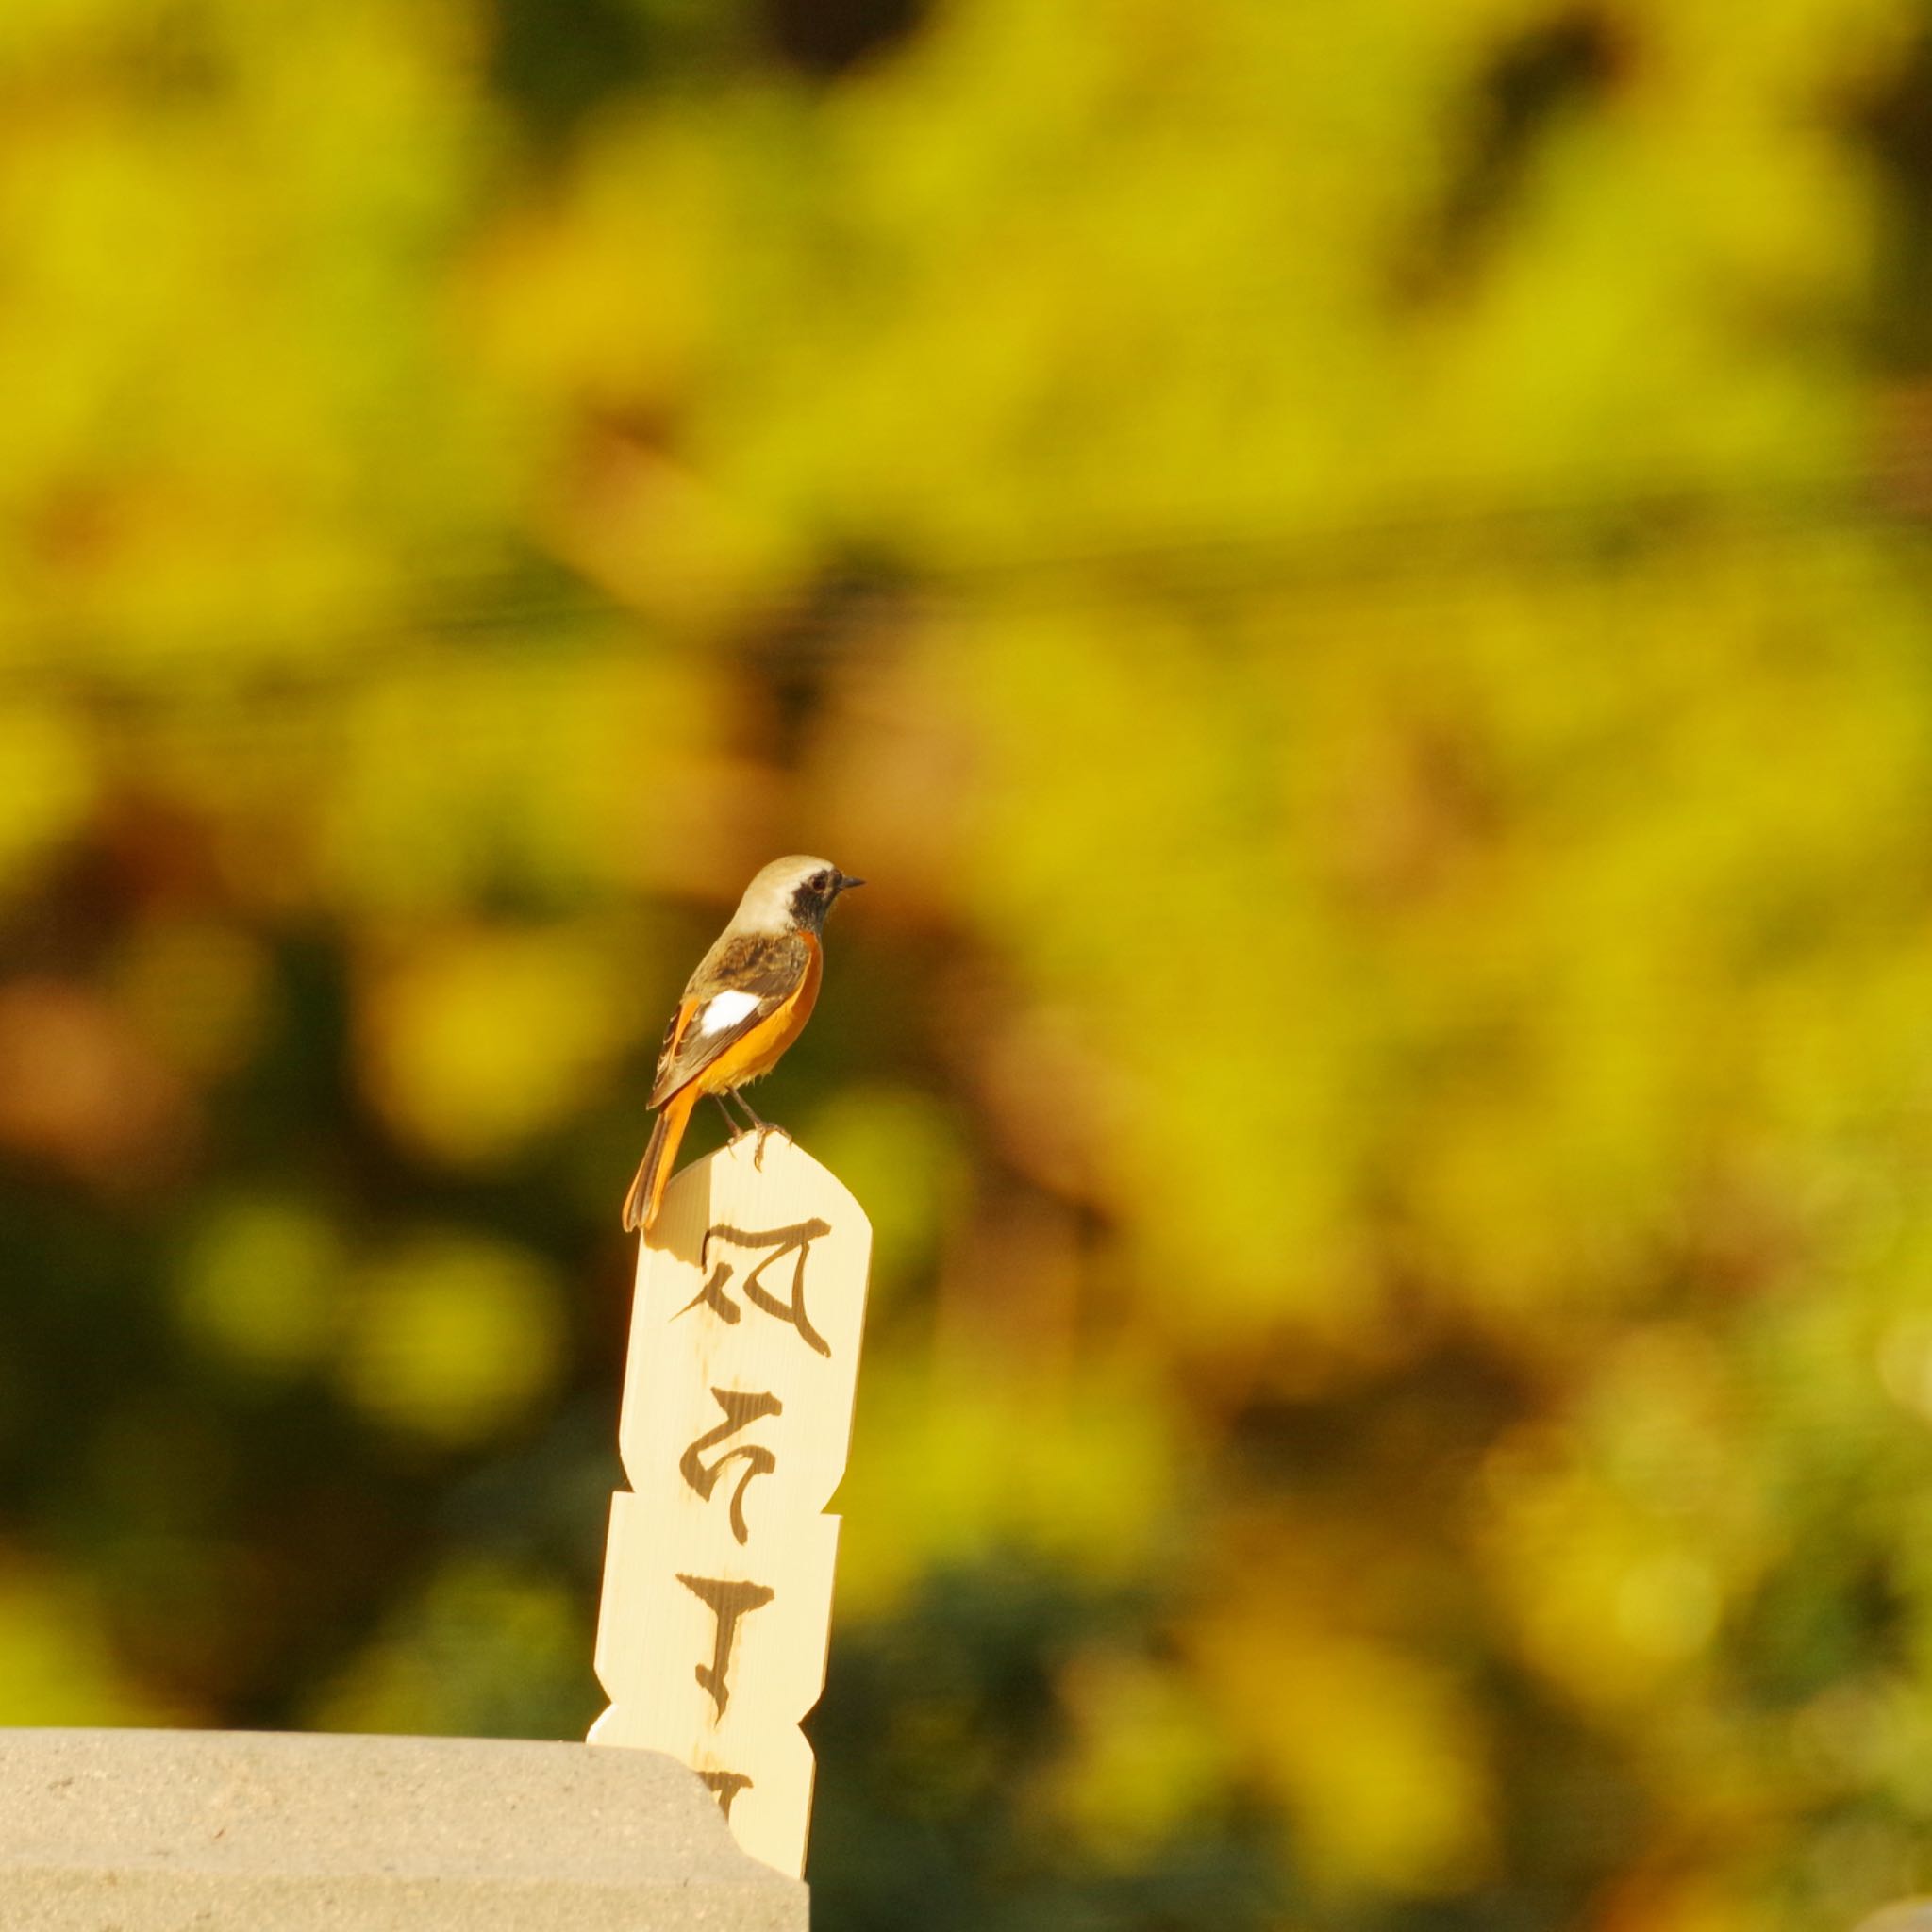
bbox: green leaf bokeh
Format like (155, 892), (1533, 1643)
(5, 2), (1932, 1926)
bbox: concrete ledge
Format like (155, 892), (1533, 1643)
(0, 1727), (807, 1930)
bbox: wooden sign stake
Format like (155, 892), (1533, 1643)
(590, 1131), (872, 1879)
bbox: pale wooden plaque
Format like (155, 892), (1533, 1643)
(590, 1132), (872, 1879)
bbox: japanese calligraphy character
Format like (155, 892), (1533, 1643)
(677, 1573), (775, 1719)
(679, 1386), (783, 1543)
(699, 1769), (753, 1821)
(677, 1218), (833, 1357)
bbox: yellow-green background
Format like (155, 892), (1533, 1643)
(5, 2), (1932, 1926)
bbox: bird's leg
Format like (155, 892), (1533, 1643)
(710, 1091), (755, 1141)
(731, 1087), (780, 1169)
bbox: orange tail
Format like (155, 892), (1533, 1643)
(622, 1085), (698, 1235)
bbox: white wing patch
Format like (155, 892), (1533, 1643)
(693, 989), (762, 1037)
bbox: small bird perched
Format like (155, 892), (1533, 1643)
(622, 855), (864, 1237)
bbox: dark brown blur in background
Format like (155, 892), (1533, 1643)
(8, 3), (1932, 1927)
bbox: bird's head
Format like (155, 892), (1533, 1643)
(735, 854), (865, 934)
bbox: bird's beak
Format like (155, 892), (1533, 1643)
(835, 873), (866, 892)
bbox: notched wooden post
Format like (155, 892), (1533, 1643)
(591, 1132), (872, 1879)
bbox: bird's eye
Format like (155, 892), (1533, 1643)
(811, 870), (832, 891)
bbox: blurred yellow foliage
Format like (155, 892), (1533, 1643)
(175, 1194), (346, 1379)
(6, 0), (1932, 1924)
(337, 1228), (563, 1444)
(837, 1353), (1183, 1617)
(0, 1569), (175, 1728)
(0, 704), (95, 889)
(1046, 1645), (1233, 1863)
(1196, 1608), (1495, 1897)
(358, 923), (632, 1166)
(308, 1557), (585, 1739)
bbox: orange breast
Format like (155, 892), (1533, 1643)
(691, 933), (822, 1093)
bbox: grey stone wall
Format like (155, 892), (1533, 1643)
(0, 1727), (807, 1930)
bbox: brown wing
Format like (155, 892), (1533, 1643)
(645, 996), (702, 1109)
(647, 931), (810, 1108)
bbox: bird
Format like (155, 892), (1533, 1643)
(622, 855), (864, 1237)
